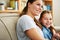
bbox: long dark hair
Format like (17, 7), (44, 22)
(20, 0), (36, 17)
(39, 10), (56, 35)
(20, 0), (43, 30)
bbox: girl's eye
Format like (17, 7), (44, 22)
(43, 18), (47, 20)
(50, 18), (52, 20)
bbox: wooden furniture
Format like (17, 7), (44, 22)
(0, 0), (52, 13)
(43, 0), (52, 11)
(19, 0), (27, 13)
(0, 0), (27, 13)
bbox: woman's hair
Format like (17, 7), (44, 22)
(19, 0), (43, 30)
(34, 18), (42, 29)
(39, 10), (56, 35)
(19, 0), (44, 31)
(20, 0), (36, 17)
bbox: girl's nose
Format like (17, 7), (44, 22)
(47, 20), (50, 23)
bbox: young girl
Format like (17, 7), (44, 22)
(39, 10), (60, 40)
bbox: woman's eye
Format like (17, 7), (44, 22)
(37, 4), (40, 6)
(37, 4), (43, 8)
(41, 6), (43, 8)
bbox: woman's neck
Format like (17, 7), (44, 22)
(26, 10), (35, 19)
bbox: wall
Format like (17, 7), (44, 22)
(0, 0), (9, 2)
(0, 0), (9, 6)
(53, 0), (60, 26)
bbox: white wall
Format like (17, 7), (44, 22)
(0, 0), (9, 2)
(0, 0), (9, 6)
(53, 0), (60, 26)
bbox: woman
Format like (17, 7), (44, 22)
(39, 10), (60, 40)
(16, 0), (45, 40)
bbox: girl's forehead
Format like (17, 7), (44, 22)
(42, 13), (52, 18)
(43, 13), (51, 16)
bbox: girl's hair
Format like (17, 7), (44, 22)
(20, 0), (36, 17)
(39, 10), (56, 35)
(39, 10), (52, 20)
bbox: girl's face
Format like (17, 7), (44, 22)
(28, 0), (43, 16)
(40, 13), (53, 28)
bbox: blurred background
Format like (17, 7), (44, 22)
(0, 0), (60, 30)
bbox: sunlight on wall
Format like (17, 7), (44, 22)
(53, 0), (60, 26)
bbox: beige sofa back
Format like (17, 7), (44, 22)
(0, 13), (19, 40)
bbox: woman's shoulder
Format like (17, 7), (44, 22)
(19, 15), (33, 21)
(17, 15), (34, 23)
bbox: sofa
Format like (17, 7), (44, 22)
(0, 13), (60, 40)
(0, 13), (19, 40)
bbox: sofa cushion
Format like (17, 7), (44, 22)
(0, 19), (11, 40)
(0, 13), (19, 40)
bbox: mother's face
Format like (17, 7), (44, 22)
(28, 0), (43, 16)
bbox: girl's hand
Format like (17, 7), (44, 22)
(53, 32), (60, 39)
(56, 33), (60, 38)
(51, 36), (57, 40)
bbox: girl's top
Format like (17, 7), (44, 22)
(42, 26), (53, 40)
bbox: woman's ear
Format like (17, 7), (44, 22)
(28, 2), (31, 8)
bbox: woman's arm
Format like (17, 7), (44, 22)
(25, 28), (45, 40)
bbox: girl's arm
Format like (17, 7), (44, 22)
(53, 29), (60, 39)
